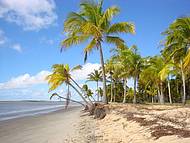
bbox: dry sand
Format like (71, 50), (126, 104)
(90, 103), (190, 143)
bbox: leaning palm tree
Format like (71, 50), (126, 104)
(46, 64), (91, 106)
(87, 70), (102, 101)
(162, 17), (190, 104)
(62, 0), (135, 103)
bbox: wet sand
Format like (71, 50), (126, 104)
(0, 107), (82, 143)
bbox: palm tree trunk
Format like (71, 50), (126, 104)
(167, 78), (172, 104)
(110, 75), (113, 102)
(114, 81), (116, 102)
(97, 81), (99, 101)
(98, 43), (107, 104)
(123, 78), (127, 103)
(152, 96), (154, 104)
(133, 76), (137, 104)
(157, 88), (161, 103)
(69, 83), (90, 106)
(51, 93), (86, 107)
(91, 96), (96, 102)
(86, 95), (93, 104)
(180, 60), (186, 104)
(70, 77), (93, 104)
(160, 82), (164, 104)
(176, 80), (179, 94)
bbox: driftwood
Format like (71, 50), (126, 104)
(88, 103), (109, 119)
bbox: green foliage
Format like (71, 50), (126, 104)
(87, 70), (102, 82)
(62, 0), (135, 57)
(46, 64), (71, 92)
(82, 84), (94, 97)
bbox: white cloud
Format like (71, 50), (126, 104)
(0, 0), (57, 31)
(0, 70), (51, 90)
(71, 63), (101, 81)
(12, 44), (22, 53)
(0, 29), (7, 45)
(0, 63), (100, 90)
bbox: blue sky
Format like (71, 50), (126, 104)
(0, 0), (189, 101)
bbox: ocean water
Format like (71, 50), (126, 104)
(0, 101), (77, 121)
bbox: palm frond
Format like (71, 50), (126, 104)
(84, 38), (97, 52)
(84, 51), (88, 63)
(71, 65), (82, 71)
(106, 36), (125, 48)
(64, 12), (86, 33)
(99, 6), (120, 27)
(61, 35), (89, 51)
(81, 22), (102, 37)
(107, 22), (135, 34)
(184, 49), (190, 69)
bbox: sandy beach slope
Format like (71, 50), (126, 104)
(0, 106), (83, 143)
(91, 104), (190, 143)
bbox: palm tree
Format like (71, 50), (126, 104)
(150, 56), (166, 104)
(82, 84), (95, 102)
(162, 17), (190, 104)
(139, 63), (157, 103)
(96, 87), (103, 101)
(159, 63), (173, 104)
(62, 0), (135, 103)
(111, 47), (130, 103)
(140, 56), (165, 104)
(105, 59), (115, 102)
(127, 46), (143, 104)
(87, 70), (102, 101)
(46, 64), (91, 106)
(159, 62), (176, 104)
(184, 49), (190, 70)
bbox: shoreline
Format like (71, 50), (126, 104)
(0, 106), (83, 143)
(0, 100), (81, 122)
(0, 105), (81, 122)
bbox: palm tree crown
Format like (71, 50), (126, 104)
(61, 0), (135, 103)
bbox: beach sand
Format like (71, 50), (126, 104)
(1, 104), (190, 143)
(0, 106), (83, 143)
(89, 103), (190, 143)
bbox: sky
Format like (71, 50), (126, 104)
(0, 0), (189, 101)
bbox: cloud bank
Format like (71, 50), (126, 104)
(0, 71), (51, 90)
(71, 63), (100, 81)
(0, 0), (57, 30)
(0, 63), (101, 90)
